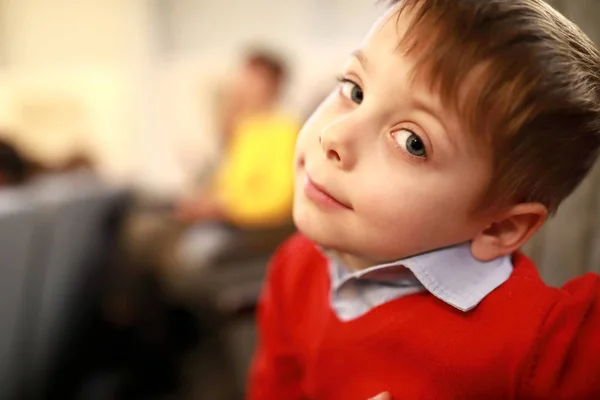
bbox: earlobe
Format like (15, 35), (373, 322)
(471, 203), (547, 261)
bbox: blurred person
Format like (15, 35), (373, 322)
(176, 49), (297, 227)
(127, 48), (299, 288)
(247, 1), (600, 399)
(170, 49), (299, 276)
(82, 48), (298, 399)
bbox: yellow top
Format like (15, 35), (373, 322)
(214, 112), (299, 228)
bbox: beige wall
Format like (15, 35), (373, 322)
(0, 0), (145, 186)
(0, 0), (384, 195)
(0, 0), (214, 194)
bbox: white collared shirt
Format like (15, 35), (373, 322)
(325, 243), (514, 321)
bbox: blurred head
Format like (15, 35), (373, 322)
(233, 49), (288, 112)
(293, 0), (600, 269)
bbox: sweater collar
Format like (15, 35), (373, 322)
(322, 243), (513, 312)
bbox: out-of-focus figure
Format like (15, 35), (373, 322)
(176, 49), (297, 230)
(88, 49), (298, 399)
(124, 49), (298, 293)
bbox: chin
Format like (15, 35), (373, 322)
(293, 202), (349, 250)
(294, 201), (429, 263)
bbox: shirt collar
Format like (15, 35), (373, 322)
(321, 243), (513, 312)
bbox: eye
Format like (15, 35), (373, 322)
(338, 78), (364, 104)
(392, 129), (427, 158)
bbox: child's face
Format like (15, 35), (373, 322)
(234, 63), (277, 111)
(293, 7), (494, 268)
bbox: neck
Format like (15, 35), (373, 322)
(243, 99), (277, 116)
(334, 251), (380, 271)
(332, 240), (475, 272)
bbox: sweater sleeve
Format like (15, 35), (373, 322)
(246, 243), (305, 399)
(519, 273), (600, 399)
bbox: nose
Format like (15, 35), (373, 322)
(319, 118), (357, 170)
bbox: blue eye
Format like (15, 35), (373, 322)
(339, 79), (364, 104)
(392, 129), (427, 157)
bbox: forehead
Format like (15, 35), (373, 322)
(360, 5), (407, 61)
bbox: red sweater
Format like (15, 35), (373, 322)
(247, 233), (600, 400)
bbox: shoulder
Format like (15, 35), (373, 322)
(267, 232), (326, 277)
(465, 253), (595, 354)
(496, 252), (600, 316)
(478, 253), (560, 320)
(503, 254), (600, 398)
(260, 233), (329, 316)
(275, 232), (319, 257)
(482, 253), (600, 329)
(268, 232), (326, 287)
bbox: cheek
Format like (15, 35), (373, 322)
(356, 172), (480, 235)
(350, 183), (476, 259)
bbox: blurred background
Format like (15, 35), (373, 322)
(0, 0), (598, 399)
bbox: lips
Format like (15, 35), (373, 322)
(304, 175), (352, 210)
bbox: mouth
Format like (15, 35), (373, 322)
(303, 174), (353, 210)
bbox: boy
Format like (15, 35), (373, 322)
(247, 0), (600, 399)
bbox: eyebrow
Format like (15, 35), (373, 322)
(351, 49), (370, 72)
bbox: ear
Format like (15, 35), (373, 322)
(470, 202), (547, 262)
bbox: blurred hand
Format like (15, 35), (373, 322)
(175, 198), (204, 222)
(369, 392), (391, 400)
(175, 195), (222, 223)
